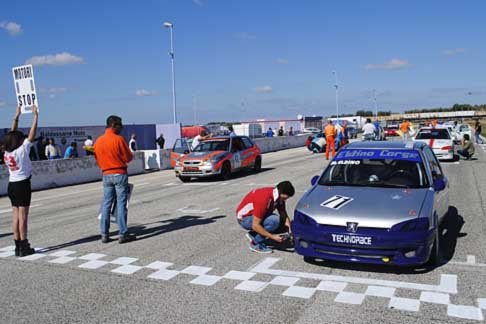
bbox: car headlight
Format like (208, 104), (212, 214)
(202, 160), (213, 167)
(390, 218), (429, 232)
(175, 160), (180, 167)
(294, 210), (318, 227)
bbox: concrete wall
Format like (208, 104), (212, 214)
(254, 136), (307, 153)
(0, 152), (145, 196)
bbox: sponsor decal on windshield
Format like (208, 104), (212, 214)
(335, 149), (422, 162)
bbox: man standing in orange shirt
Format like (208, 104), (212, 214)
(94, 115), (136, 244)
(431, 119), (438, 128)
(400, 120), (411, 141)
(324, 120), (337, 160)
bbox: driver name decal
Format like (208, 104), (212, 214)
(321, 195), (354, 210)
(335, 149), (422, 162)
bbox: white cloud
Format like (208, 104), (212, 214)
(136, 89), (157, 97)
(364, 58), (411, 70)
(255, 85), (273, 93)
(443, 48), (466, 56)
(25, 52), (84, 67)
(192, 0), (204, 6)
(275, 58), (289, 65)
(48, 87), (67, 94)
(0, 21), (22, 36)
(0, 101), (6, 107)
(235, 32), (256, 40)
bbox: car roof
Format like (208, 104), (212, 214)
(345, 141), (427, 150)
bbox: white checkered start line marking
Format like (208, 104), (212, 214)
(0, 246), (484, 321)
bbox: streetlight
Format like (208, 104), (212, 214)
(332, 70), (339, 121)
(163, 21), (177, 124)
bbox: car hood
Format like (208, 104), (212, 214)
(297, 186), (430, 228)
(180, 151), (227, 162)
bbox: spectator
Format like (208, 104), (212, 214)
(431, 119), (438, 128)
(94, 115), (136, 244)
(278, 126), (284, 136)
(289, 126), (294, 136)
(228, 126), (237, 137)
(324, 120), (337, 160)
(400, 120), (411, 141)
(36, 136), (47, 160)
(237, 181), (295, 253)
(64, 142), (79, 159)
(457, 134), (475, 160)
(84, 136), (94, 156)
(192, 130), (212, 150)
(0, 142), (5, 164)
(362, 118), (377, 141)
(156, 133), (166, 149)
(3, 105), (39, 257)
(475, 119), (482, 144)
(129, 133), (138, 152)
(45, 138), (61, 160)
(341, 121), (349, 146)
(266, 128), (274, 137)
(373, 120), (380, 140)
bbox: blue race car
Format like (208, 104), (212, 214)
(292, 141), (449, 266)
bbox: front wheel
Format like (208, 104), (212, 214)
(427, 229), (440, 267)
(221, 162), (232, 180)
(179, 176), (191, 183)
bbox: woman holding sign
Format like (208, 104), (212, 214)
(3, 105), (38, 257)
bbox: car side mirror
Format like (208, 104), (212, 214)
(311, 175), (319, 186)
(433, 178), (446, 191)
(184, 150), (190, 154)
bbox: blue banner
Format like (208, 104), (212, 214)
(335, 149), (422, 162)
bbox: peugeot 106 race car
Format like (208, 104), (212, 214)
(292, 141), (450, 266)
(413, 127), (455, 160)
(174, 136), (261, 182)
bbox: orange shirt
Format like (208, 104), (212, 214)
(94, 128), (133, 175)
(400, 122), (410, 132)
(431, 120), (438, 128)
(324, 124), (337, 138)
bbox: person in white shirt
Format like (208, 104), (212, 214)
(191, 130), (212, 150)
(45, 138), (61, 159)
(129, 133), (138, 152)
(84, 136), (94, 156)
(362, 118), (377, 140)
(3, 105), (38, 257)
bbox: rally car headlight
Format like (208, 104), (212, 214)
(390, 218), (429, 232)
(202, 160), (213, 167)
(175, 161), (180, 167)
(294, 210), (318, 227)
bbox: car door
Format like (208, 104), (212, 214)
(230, 137), (244, 170)
(241, 137), (256, 168)
(171, 139), (191, 168)
(423, 146), (449, 222)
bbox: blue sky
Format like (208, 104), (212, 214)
(1, 0), (485, 128)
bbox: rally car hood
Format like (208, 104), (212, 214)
(297, 185), (430, 229)
(179, 151), (227, 162)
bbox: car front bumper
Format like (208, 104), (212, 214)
(175, 164), (221, 178)
(433, 149), (454, 160)
(291, 220), (435, 266)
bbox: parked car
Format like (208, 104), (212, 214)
(292, 141), (449, 266)
(384, 125), (399, 137)
(458, 124), (473, 142)
(413, 127), (455, 160)
(298, 127), (322, 136)
(347, 126), (358, 139)
(174, 136), (261, 182)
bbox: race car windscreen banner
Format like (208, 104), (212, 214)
(334, 149), (423, 162)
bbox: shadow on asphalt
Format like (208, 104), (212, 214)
(302, 206), (466, 275)
(0, 232), (13, 238)
(42, 215), (225, 251)
(185, 167), (275, 183)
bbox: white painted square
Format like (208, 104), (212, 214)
(365, 286), (396, 298)
(78, 253), (106, 261)
(48, 250), (76, 257)
(282, 286), (316, 299)
(419, 291), (450, 305)
(181, 266), (212, 276)
(0, 246), (15, 252)
(190, 275), (222, 286)
(110, 257), (138, 265)
(478, 298), (486, 310)
(447, 304), (484, 321)
(19, 253), (46, 261)
(145, 261), (173, 270)
(148, 269), (180, 281)
(389, 297), (420, 312)
(335, 292), (366, 305)
(49, 256), (76, 264)
(467, 255), (476, 264)
(316, 281), (348, 292)
(0, 251), (15, 258)
(78, 260), (109, 269)
(269, 276), (300, 287)
(223, 271), (256, 281)
(112, 265), (143, 275)
(234, 280), (268, 292)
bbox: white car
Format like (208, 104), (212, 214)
(458, 124), (473, 141)
(414, 127), (455, 160)
(298, 127), (321, 136)
(442, 125), (461, 144)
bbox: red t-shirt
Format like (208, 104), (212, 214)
(236, 187), (285, 220)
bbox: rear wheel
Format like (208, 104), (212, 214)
(221, 162), (232, 180)
(179, 176), (191, 183)
(253, 156), (262, 173)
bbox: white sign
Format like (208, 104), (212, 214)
(12, 64), (39, 114)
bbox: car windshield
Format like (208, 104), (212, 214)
(415, 129), (450, 140)
(319, 149), (429, 189)
(193, 140), (229, 152)
(460, 125), (469, 132)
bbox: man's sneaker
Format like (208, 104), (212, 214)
(245, 232), (256, 245)
(101, 234), (110, 244)
(119, 233), (137, 244)
(249, 243), (273, 254)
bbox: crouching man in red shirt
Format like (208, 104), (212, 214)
(236, 181), (295, 254)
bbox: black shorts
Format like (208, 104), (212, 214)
(8, 178), (32, 207)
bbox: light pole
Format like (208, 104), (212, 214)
(332, 71), (339, 121)
(192, 95), (197, 125)
(163, 21), (177, 124)
(373, 89), (378, 119)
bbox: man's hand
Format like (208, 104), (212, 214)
(32, 105), (38, 116)
(271, 234), (284, 243)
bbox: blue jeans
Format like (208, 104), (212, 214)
(239, 214), (280, 245)
(457, 149), (471, 159)
(475, 133), (481, 144)
(101, 174), (129, 236)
